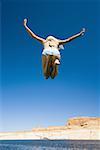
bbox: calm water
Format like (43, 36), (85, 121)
(0, 140), (100, 150)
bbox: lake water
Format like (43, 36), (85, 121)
(0, 140), (100, 150)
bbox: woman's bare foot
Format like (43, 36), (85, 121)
(54, 59), (60, 65)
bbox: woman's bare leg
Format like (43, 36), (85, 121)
(50, 56), (59, 79)
(51, 64), (58, 79)
(42, 55), (51, 79)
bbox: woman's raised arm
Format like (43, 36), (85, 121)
(24, 19), (45, 44)
(58, 28), (85, 45)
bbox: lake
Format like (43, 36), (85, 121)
(0, 140), (100, 150)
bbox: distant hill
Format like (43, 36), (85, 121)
(0, 117), (100, 140)
(66, 117), (100, 129)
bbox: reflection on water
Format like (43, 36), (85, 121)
(0, 140), (100, 150)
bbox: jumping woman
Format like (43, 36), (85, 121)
(23, 18), (85, 79)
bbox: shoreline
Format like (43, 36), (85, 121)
(0, 117), (100, 140)
(0, 128), (99, 140)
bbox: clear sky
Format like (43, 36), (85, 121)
(1, 0), (100, 132)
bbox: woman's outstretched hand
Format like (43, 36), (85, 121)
(24, 18), (27, 27)
(80, 28), (86, 36)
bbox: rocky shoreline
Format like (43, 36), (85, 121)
(0, 117), (100, 140)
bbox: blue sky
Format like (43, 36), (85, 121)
(1, 0), (100, 132)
